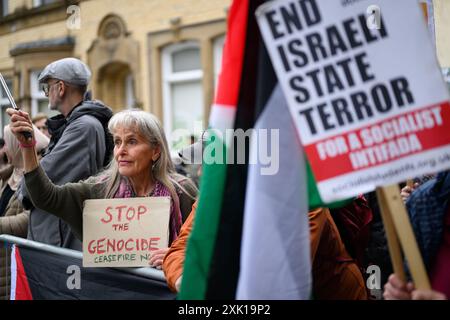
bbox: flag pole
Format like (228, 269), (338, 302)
(376, 185), (430, 290)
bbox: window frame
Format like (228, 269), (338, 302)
(161, 41), (203, 141)
(30, 70), (48, 116)
(1, 0), (8, 17)
(125, 73), (135, 109)
(33, 0), (56, 8)
(213, 35), (225, 94)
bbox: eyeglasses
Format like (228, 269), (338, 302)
(41, 81), (61, 97)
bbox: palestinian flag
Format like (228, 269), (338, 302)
(237, 72), (312, 298)
(9, 245), (175, 300)
(179, 0), (350, 300)
(178, 0), (248, 300)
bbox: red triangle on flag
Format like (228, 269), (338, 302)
(11, 246), (33, 300)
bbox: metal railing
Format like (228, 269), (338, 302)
(0, 234), (166, 282)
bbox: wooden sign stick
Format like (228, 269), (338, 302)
(376, 187), (406, 282)
(376, 185), (431, 290)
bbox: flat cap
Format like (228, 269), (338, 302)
(38, 57), (91, 86)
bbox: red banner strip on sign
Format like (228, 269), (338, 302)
(305, 101), (450, 182)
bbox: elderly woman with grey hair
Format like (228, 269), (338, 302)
(6, 108), (197, 268)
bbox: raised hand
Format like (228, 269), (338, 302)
(6, 108), (35, 145)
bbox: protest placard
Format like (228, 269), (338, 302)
(82, 197), (170, 267)
(257, 0), (450, 202)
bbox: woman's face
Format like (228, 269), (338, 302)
(113, 126), (160, 180)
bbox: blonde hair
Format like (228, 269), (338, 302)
(31, 113), (48, 124)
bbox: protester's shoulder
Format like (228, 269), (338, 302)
(71, 114), (103, 129)
(308, 207), (328, 221)
(64, 114), (105, 142)
(86, 179), (107, 198)
(65, 177), (106, 198)
(407, 178), (437, 206)
(175, 174), (198, 197)
(68, 100), (112, 127)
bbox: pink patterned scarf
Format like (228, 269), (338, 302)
(113, 177), (182, 245)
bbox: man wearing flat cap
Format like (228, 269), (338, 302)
(20, 57), (113, 250)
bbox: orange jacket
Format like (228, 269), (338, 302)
(163, 202), (197, 292)
(309, 207), (368, 300)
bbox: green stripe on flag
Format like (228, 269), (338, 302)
(306, 159), (352, 209)
(178, 133), (228, 299)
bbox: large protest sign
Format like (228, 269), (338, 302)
(257, 0), (450, 202)
(83, 197), (170, 267)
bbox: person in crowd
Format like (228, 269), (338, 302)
(309, 207), (368, 299)
(173, 135), (204, 221)
(400, 182), (420, 203)
(362, 191), (393, 299)
(0, 191), (30, 300)
(0, 125), (49, 300)
(0, 138), (7, 168)
(400, 175), (436, 203)
(32, 113), (51, 139)
(0, 125), (49, 217)
(163, 201), (197, 292)
(8, 108), (195, 268)
(384, 171), (450, 300)
(19, 57), (114, 250)
(0, 138), (12, 191)
(174, 134), (203, 189)
(363, 174), (437, 297)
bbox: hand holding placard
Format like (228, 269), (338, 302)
(83, 197), (171, 267)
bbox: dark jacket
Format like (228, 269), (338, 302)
(406, 171), (450, 270)
(310, 208), (368, 300)
(164, 202), (197, 292)
(363, 191), (393, 289)
(21, 100), (113, 250)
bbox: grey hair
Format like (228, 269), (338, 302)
(90, 109), (197, 203)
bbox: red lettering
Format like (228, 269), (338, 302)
(149, 237), (160, 251)
(137, 205), (147, 220)
(141, 239), (148, 251)
(112, 223), (129, 231)
(117, 239), (125, 251)
(126, 207), (135, 220)
(88, 240), (96, 254)
(97, 238), (106, 254)
(125, 239), (134, 251)
(101, 206), (113, 224)
(107, 238), (116, 252)
(116, 205), (127, 222)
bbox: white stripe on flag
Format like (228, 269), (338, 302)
(237, 85), (311, 299)
(10, 245), (17, 301)
(209, 104), (236, 134)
